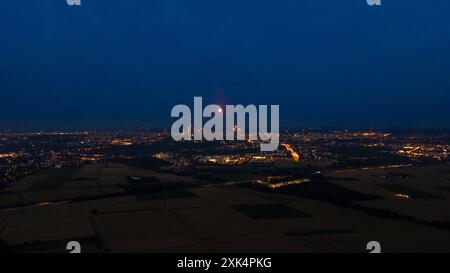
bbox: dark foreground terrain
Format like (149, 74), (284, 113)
(1, 162), (450, 253)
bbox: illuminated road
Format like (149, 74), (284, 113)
(282, 143), (300, 161)
(332, 164), (414, 174)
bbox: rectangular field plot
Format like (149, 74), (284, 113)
(231, 204), (313, 219)
(136, 188), (198, 201)
(28, 166), (82, 191)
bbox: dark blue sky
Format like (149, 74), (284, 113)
(1, 0), (450, 130)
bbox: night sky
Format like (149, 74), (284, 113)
(1, 0), (450, 130)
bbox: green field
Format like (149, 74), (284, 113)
(27, 166), (82, 191)
(136, 188), (198, 201)
(376, 183), (441, 199)
(195, 164), (272, 182)
(231, 204), (313, 219)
